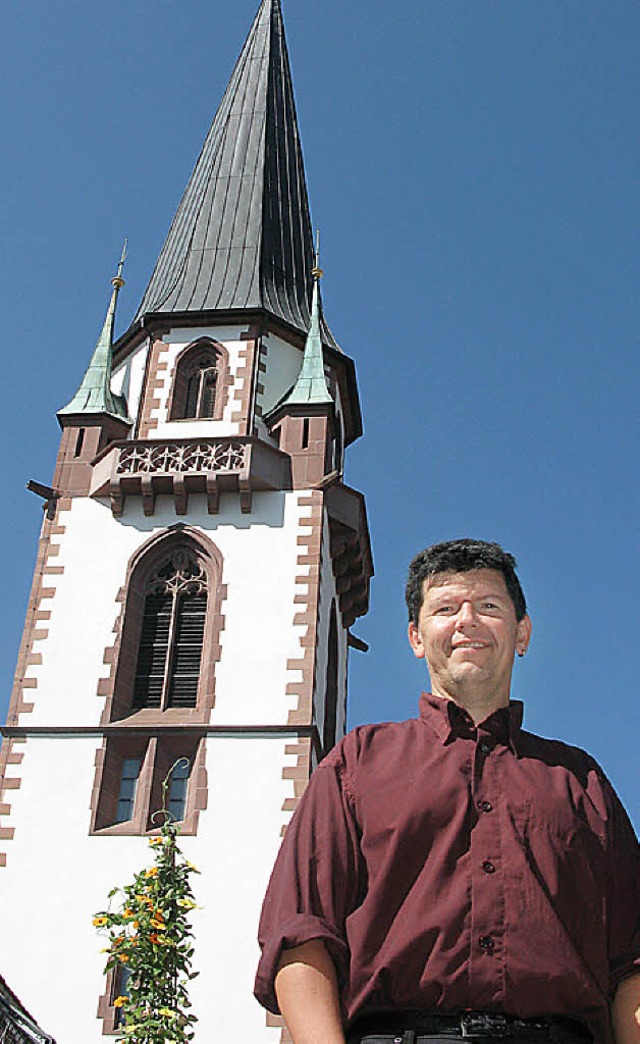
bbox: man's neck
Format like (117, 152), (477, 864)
(431, 683), (510, 726)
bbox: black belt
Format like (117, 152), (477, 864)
(346, 1011), (592, 1043)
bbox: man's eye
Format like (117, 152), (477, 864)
(435, 606), (454, 615)
(481, 601), (498, 610)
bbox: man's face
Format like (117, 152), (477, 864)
(407, 569), (532, 708)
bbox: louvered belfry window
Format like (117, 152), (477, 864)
(133, 550), (207, 709)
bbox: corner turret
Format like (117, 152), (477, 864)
(55, 247), (132, 495)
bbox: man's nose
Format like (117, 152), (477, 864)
(455, 601), (477, 626)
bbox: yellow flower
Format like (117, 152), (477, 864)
(93, 916), (108, 927)
(135, 894), (154, 907)
(149, 933), (170, 946)
(158, 1008), (176, 1019)
(148, 836), (164, 846)
(113, 996), (128, 1008)
(145, 867), (159, 878)
(119, 954), (130, 964)
(123, 908), (135, 918)
(176, 898), (196, 909)
(150, 917), (165, 930)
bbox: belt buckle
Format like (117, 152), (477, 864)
(461, 1013), (510, 1038)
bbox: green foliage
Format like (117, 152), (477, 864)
(93, 764), (199, 1042)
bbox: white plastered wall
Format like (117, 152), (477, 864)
(2, 487), (320, 1040)
(22, 491), (309, 728)
(258, 331), (303, 419)
(112, 340), (148, 425)
(0, 733), (291, 1042)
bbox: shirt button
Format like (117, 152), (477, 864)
(477, 800), (493, 813)
(481, 860), (496, 874)
(479, 740), (492, 754)
(479, 935), (495, 953)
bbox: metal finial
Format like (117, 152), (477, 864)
(312, 229), (323, 280)
(112, 238), (128, 289)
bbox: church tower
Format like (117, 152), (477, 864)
(0, 2), (372, 1042)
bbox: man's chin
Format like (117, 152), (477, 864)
(449, 661), (485, 680)
(443, 663), (492, 696)
(431, 664), (485, 698)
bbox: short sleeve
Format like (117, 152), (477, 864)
(254, 741), (364, 1014)
(603, 775), (640, 992)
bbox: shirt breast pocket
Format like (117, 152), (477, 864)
(521, 794), (608, 889)
(517, 797), (609, 989)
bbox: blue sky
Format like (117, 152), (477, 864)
(2, 1), (638, 827)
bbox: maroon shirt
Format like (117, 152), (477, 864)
(255, 694), (640, 1043)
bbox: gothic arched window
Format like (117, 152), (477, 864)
(169, 340), (230, 421)
(107, 528), (225, 725)
(92, 530), (223, 841)
(133, 549), (207, 710)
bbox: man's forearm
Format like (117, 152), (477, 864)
(274, 939), (345, 1044)
(611, 974), (640, 1044)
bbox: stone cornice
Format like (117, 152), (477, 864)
(1, 724), (323, 762)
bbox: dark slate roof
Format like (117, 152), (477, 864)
(133, 0), (336, 347)
(0, 975), (57, 1044)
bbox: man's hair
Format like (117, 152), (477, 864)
(405, 538), (527, 624)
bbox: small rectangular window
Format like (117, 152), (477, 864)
(92, 741), (147, 832)
(74, 428), (86, 457)
(93, 738), (204, 838)
(145, 741), (201, 833)
(115, 757), (142, 823)
(167, 758), (191, 822)
(113, 965), (132, 1028)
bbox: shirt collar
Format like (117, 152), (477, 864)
(419, 691), (524, 755)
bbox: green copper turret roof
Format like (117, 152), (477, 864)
(281, 269), (333, 407)
(130, 0), (337, 349)
(58, 252), (130, 423)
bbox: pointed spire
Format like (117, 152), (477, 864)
(58, 243), (131, 422)
(132, 0), (337, 348)
(280, 234), (333, 407)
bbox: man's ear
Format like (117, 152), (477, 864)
(516, 614), (532, 657)
(408, 621), (426, 660)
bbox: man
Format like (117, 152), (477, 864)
(255, 539), (640, 1044)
